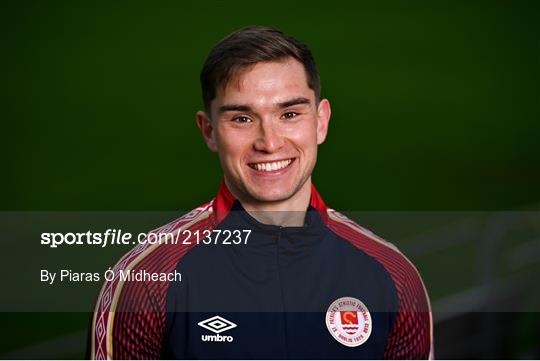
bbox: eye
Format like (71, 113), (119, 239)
(232, 115), (252, 123)
(282, 112), (299, 119)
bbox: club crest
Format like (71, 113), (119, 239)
(325, 297), (372, 347)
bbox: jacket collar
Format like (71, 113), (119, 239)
(213, 180), (328, 226)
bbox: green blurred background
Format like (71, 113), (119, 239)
(2, 0), (539, 359)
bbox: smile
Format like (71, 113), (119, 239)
(248, 158), (294, 172)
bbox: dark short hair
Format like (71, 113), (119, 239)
(200, 26), (320, 113)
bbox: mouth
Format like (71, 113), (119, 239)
(247, 158), (295, 172)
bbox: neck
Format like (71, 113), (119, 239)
(232, 179), (312, 227)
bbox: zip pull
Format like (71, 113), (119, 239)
(276, 226), (283, 244)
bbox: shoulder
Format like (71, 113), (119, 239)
(97, 200), (215, 308)
(325, 208), (430, 308)
(113, 200), (214, 280)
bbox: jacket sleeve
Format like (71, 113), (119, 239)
(89, 205), (210, 359)
(89, 268), (166, 359)
(383, 261), (434, 359)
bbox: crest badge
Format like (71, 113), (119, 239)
(325, 297), (372, 347)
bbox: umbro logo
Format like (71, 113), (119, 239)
(198, 315), (237, 333)
(198, 316), (237, 343)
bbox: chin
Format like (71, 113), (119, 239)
(248, 187), (295, 203)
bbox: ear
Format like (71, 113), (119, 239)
(316, 98), (331, 145)
(196, 111), (218, 152)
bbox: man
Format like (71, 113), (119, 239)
(90, 26), (433, 359)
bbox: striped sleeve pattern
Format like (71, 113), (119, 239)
(90, 203), (214, 360)
(327, 209), (434, 360)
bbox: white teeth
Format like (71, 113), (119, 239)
(251, 159), (292, 172)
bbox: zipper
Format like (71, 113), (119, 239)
(275, 227), (289, 358)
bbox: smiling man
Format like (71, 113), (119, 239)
(90, 26), (433, 359)
(197, 54), (329, 226)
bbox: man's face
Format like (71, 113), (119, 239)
(197, 58), (331, 206)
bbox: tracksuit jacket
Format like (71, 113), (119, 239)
(90, 182), (433, 359)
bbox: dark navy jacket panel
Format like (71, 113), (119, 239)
(163, 202), (399, 359)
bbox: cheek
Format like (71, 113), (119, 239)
(288, 122), (319, 151)
(216, 129), (250, 163)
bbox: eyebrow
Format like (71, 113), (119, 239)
(277, 97), (311, 108)
(218, 104), (252, 113)
(218, 97), (311, 114)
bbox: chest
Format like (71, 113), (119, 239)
(163, 236), (397, 359)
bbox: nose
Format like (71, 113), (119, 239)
(253, 119), (284, 153)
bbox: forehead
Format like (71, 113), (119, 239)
(216, 59), (313, 104)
